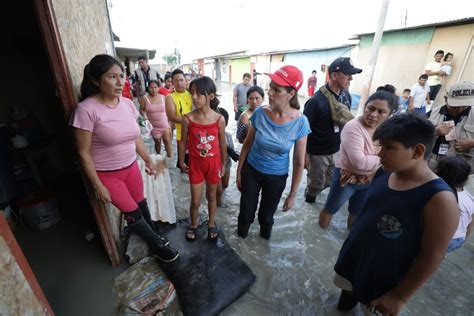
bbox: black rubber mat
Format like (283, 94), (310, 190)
(158, 218), (256, 316)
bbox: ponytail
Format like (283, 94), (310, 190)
(284, 86), (300, 110)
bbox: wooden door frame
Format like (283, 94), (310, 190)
(34, 0), (120, 266)
(0, 213), (54, 315)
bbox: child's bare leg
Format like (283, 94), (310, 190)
(189, 182), (204, 228)
(206, 183), (218, 231)
(217, 169), (230, 207)
(222, 169), (230, 189)
(162, 128), (173, 158)
(216, 184), (223, 207)
(153, 137), (162, 155)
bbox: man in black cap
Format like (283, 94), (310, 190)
(303, 57), (362, 204)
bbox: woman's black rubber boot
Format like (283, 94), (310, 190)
(138, 199), (170, 246)
(127, 217), (179, 263)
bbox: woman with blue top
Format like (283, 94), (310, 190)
(236, 65), (311, 240)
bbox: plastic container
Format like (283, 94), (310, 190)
(11, 134), (28, 148)
(18, 191), (60, 230)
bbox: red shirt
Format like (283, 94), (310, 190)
(158, 86), (173, 96)
(186, 115), (221, 158)
(122, 78), (133, 99)
(307, 76), (317, 88)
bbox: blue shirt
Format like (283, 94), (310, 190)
(398, 96), (409, 112)
(247, 107), (311, 175)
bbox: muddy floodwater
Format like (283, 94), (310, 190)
(147, 82), (473, 315)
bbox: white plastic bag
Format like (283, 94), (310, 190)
(139, 118), (153, 139)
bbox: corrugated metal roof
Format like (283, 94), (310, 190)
(351, 16), (474, 39)
(254, 44), (356, 56)
(196, 43), (356, 61)
(115, 47), (156, 60)
(199, 50), (248, 60)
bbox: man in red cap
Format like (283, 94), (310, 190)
(303, 57), (362, 205)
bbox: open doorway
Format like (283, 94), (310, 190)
(0, 1), (126, 313)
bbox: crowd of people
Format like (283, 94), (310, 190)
(70, 52), (473, 315)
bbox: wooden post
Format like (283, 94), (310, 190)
(356, 0), (391, 116)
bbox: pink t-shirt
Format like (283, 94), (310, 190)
(336, 117), (380, 175)
(70, 96), (140, 171)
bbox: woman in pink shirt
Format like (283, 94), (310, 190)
(319, 91), (398, 229)
(139, 80), (172, 157)
(70, 54), (178, 263)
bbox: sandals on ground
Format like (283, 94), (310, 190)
(185, 226), (197, 242)
(208, 226), (219, 241)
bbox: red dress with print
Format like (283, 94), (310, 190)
(185, 114), (222, 184)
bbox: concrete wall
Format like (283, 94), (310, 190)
(203, 62), (215, 80)
(230, 57), (251, 84)
(425, 24), (474, 105)
(351, 43), (431, 96)
(351, 23), (474, 107)
(351, 27), (434, 97)
(254, 55), (271, 88)
(285, 47), (353, 97)
(51, 0), (114, 96)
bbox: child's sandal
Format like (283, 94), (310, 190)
(185, 226), (197, 241)
(208, 226), (219, 241)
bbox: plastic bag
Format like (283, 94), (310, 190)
(138, 117), (153, 138)
(113, 257), (178, 315)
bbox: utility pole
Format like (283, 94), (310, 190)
(356, 0), (390, 116)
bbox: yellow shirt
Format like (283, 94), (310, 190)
(171, 90), (192, 141)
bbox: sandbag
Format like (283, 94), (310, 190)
(159, 218), (256, 316)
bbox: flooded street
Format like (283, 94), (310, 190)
(148, 82), (473, 315)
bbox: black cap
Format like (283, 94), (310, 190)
(328, 57), (362, 75)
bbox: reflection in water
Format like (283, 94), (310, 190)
(146, 82), (473, 315)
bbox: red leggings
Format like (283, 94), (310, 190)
(97, 161), (144, 212)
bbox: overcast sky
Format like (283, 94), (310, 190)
(109, 0), (473, 64)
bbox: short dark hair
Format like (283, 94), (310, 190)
(443, 52), (453, 61)
(243, 73), (251, 79)
(435, 50), (444, 56)
(403, 88), (411, 94)
(312, 70), (317, 74)
(171, 68), (185, 79)
(137, 56), (147, 61)
(365, 90), (398, 114)
(383, 84), (396, 95)
(164, 72), (172, 81)
(247, 85), (265, 99)
(376, 84), (396, 95)
(419, 74), (428, 80)
(436, 156), (471, 200)
(373, 113), (435, 160)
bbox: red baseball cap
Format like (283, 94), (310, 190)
(265, 65), (303, 91)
